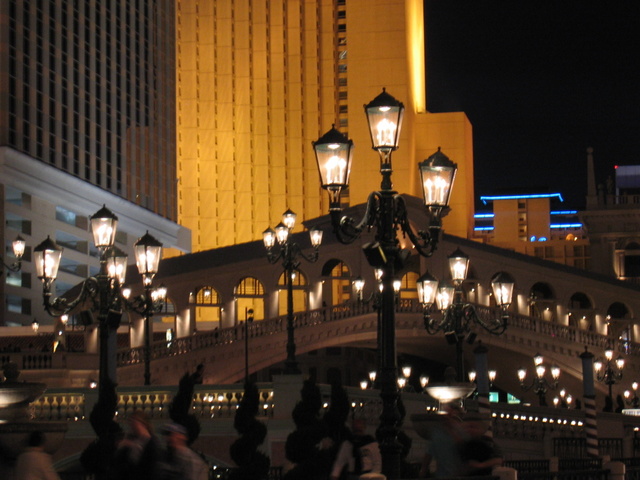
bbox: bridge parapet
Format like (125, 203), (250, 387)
(114, 301), (640, 369)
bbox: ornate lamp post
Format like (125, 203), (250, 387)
(263, 209), (322, 374)
(419, 249), (513, 381)
(33, 205), (166, 392)
(594, 348), (624, 407)
(313, 89), (456, 480)
(517, 353), (561, 406)
(1, 236), (26, 274)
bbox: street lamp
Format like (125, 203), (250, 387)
(2, 235), (25, 274)
(263, 209), (322, 374)
(419, 249), (513, 381)
(624, 382), (639, 408)
(517, 353), (561, 406)
(594, 348), (624, 407)
(553, 388), (573, 409)
(313, 88), (456, 480)
(33, 205), (166, 391)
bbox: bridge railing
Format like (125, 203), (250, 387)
(116, 300), (640, 368)
(30, 382), (386, 424)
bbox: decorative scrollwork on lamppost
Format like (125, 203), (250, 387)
(418, 249), (514, 382)
(594, 348), (624, 408)
(263, 209), (322, 374)
(517, 353), (561, 406)
(313, 88), (457, 480)
(33, 205), (166, 394)
(2, 235), (26, 274)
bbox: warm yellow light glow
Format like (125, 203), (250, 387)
(375, 119), (397, 147)
(423, 176), (451, 205)
(406, 0), (426, 112)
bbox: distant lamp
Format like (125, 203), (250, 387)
(416, 272), (439, 310)
(312, 126), (354, 208)
(491, 272), (515, 308)
(418, 148), (457, 216)
(105, 247), (128, 285)
(12, 235), (26, 260)
(33, 236), (63, 282)
(448, 248), (470, 285)
(90, 205), (118, 248)
(134, 232), (163, 286)
(31, 319), (40, 334)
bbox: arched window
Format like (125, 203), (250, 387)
(235, 277), (265, 322)
(194, 286), (222, 329)
(607, 302), (630, 320)
(278, 269), (308, 315)
(529, 282), (555, 321)
(321, 259), (351, 306)
(568, 292), (593, 330)
(398, 271), (419, 300)
(155, 297), (177, 325)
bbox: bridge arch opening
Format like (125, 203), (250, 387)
(277, 268), (308, 315)
(235, 277), (265, 323)
(321, 259), (352, 306)
(568, 291), (595, 330)
(194, 286), (222, 330)
(529, 281), (555, 322)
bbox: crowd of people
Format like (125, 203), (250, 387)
(419, 404), (503, 478)
(14, 412), (209, 480)
(13, 403), (502, 480)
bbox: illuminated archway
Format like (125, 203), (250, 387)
(235, 277), (265, 322)
(194, 286), (222, 329)
(277, 269), (308, 316)
(321, 259), (352, 306)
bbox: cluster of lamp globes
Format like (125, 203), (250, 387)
(415, 248), (514, 313)
(313, 88), (457, 221)
(262, 209), (323, 252)
(31, 205), (166, 319)
(359, 366), (430, 393)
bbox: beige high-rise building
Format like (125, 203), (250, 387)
(176, 0), (475, 251)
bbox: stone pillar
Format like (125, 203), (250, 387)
(604, 461), (625, 480)
(580, 347), (599, 457)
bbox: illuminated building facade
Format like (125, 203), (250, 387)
(1, 1), (189, 326)
(176, 0), (475, 251)
(581, 163), (640, 281)
(473, 192), (590, 269)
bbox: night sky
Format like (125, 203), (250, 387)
(424, 2), (640, 210)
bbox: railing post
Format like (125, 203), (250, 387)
(492, 466), (517, 480)
(604, 460), (625, 480)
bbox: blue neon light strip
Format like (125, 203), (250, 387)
(474, 213), (495, 219)
(474, 227), (495, 231)
(480, 193), (564, 204)
(550, 210), (577, 215)
(550, 223), (582, 228)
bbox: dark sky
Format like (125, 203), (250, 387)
(424, 2), (640, 210)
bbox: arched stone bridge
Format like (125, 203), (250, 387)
(116, 299), (640, 406)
